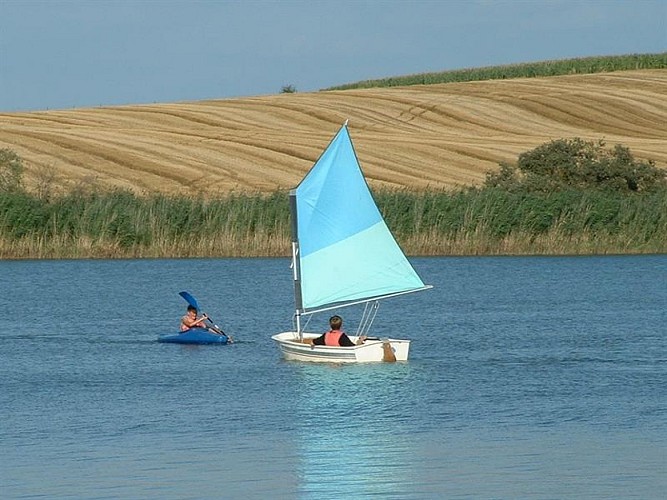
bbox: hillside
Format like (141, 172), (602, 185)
(0, 69), (665, 195)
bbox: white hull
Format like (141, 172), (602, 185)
(271, 332), (410, 363)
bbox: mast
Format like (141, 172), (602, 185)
(289, 188), (304, 339)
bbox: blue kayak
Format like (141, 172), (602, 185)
(158, 328), (229, 345)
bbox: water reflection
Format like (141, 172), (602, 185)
(291, 364), (417, 498)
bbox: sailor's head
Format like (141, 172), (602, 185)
(329, 315), (343, 330)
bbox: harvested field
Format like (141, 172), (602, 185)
(1, 69), (665, 195)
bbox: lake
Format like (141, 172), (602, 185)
(1, 255), (665, 499)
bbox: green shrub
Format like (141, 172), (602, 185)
(485, 138), (666, 193)
(0, 148), (25, 193)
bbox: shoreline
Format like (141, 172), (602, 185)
(1, 235), (664, 260)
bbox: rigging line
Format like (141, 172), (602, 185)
(361, 301), (380, 337)
(357, 301), (378, 336)
(356, 302), (371, 336)
(293, 312), (313, 334)
(303, 314), (313, 332)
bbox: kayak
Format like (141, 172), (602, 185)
(158, 328), (229, 345)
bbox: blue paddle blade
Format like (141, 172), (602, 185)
(179, 291), (200, 311)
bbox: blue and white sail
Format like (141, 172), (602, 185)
(291, 123), (429, 315)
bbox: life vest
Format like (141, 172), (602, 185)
(324, 329), (343, 346)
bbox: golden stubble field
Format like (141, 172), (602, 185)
(1, 69), (666, 195)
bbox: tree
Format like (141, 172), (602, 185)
(280, 84), (297, 94)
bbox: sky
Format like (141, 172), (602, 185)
(1, 0), (665, 112)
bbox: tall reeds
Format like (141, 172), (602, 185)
(385, 189), (667, 255)
(0, 190), (291, 258)
(0, 188), (664, 258)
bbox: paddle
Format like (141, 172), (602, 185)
(202, 314), (230, 339)
(178, 291), (233, 342)
(179, 290), (202, 311)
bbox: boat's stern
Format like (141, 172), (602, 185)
(353, 338), (410, 362)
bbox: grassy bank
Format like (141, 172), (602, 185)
(325, 53), (667, 90)
(1, 188), (665, 259)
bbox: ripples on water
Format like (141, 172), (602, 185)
(1, 256), (665, 498)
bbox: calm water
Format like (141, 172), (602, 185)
(1, 256), (665, 499)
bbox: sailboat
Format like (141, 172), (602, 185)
(272, 122), (431, 363)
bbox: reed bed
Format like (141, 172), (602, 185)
(381, 188), (667, 255)
(326, 53), (667, 90)
(0, 188), (665, 259)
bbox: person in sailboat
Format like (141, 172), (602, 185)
(180, 305), (210, 332)
(308, 315), (366, 347)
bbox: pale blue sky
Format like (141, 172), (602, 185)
(1, 0), (665, 111)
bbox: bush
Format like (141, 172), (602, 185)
(0, 148), (24, 193)
(485, 138), (666, 193)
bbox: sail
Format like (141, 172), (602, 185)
(294, 124), (426, 311)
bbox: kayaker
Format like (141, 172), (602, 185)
(180, 305), (209, 331)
